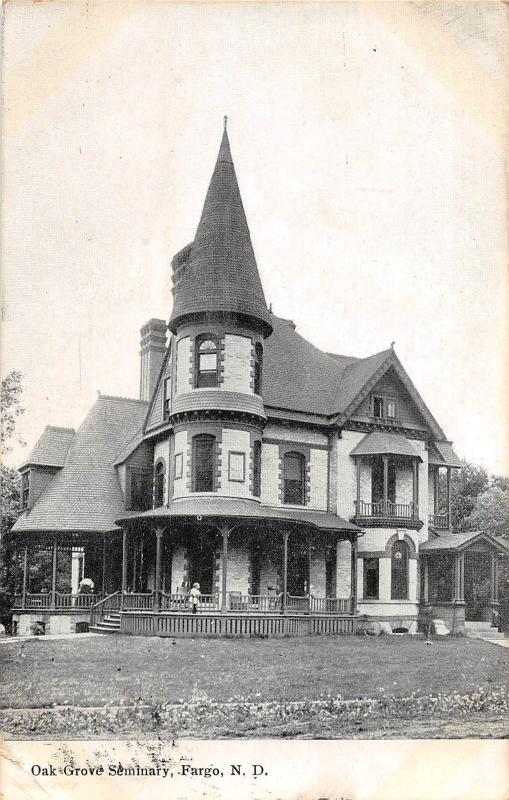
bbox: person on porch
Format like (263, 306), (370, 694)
(189, 582), (200, 614)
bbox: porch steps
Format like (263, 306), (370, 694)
(465, 621), (506, 640)
(90, 612), (121, 635)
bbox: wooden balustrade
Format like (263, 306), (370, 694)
(228, 593), (282, 613)
(158, 592), (219, 612)
(428, 513), (449, 529)
(13, 592), (101, 610)
(310, 597), (353, 614)
(355, 500), (416, 519)
(121, 592), (154, 610)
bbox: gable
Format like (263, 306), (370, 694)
(351, 366), (429, 429)
(144, 342), (172, 432)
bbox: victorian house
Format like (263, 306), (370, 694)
(11, 123), (506, 638)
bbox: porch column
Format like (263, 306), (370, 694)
(282, 531), (289, 614)
(21, 545), (28, 608)
(101, 536), (106, 596)
(434, 467), (439, 514)
(355, 459), (361, 515)
(412, 459), (419, 519)
(422, 556), (429, 603)
(51, 539), (58, 610)
(382, 455), (389, 512)
(154, 527), (163, 612)
(221, 526), (230, 614)
(446, 468), (452, 529)
(453, 553), (464, 602)
(120, 529), (128, 611)
(350, 535), (358, 615)
(490, 553), (499, 604)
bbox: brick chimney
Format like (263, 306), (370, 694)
(139, 319), (167, 402)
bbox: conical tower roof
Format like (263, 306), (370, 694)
(169, 122), (272, 335)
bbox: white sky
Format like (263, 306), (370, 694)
(1, 1), (508, 474)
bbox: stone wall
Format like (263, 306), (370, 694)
(222, 334), (252, 394)
(220, 429), (251, 497)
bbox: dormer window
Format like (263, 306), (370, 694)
(195, 336), (218, 388)
(372, 395), (397, 420)
(21, 472), (30, 509)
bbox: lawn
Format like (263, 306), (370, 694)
(1, 634), (507, 707)
(1, 635), (507, 738)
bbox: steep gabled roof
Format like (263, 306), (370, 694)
(420, 531), (509, 553)
(12, 396), (148, 534)
(20, 425), (75, 469)
(168, 124), (272, 334)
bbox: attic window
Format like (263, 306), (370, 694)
(21, 472), (30, 509)
(373, 396), (397, 420)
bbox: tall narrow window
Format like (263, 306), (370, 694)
(195, 336), (218, 388)
(253, 440), (262, 497)
(21, 472), (30, 509)
(371, 457), (396, 505)
(163, 377), (171, 418)
(192, 434), (216, 492)
(363, 558), (379, 599)
(253, 343), (263, 395)
(391, 540), (409, 599)
(283, 451), (306, 505)
(154, 461), (166, 507)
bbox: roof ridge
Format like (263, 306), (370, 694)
(44, 425), (75, 433)
(98, 394), (149, 405)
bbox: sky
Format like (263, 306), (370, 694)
(1, 1), (508, 474)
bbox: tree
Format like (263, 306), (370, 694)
(465, 486), (509, 540)
(450, 461), (490, 532)
(1, 370), (25, 630)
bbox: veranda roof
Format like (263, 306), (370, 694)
(350, 431), (421, 460)
(420, 531), (509, 554)
(117, 496), (360, 535)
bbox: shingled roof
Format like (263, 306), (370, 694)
(20, 425), (75, 469)
(12, 396), (148, 534)
(168, 123), (272, 335)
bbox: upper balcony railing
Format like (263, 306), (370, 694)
(428, 512), (450, 530)
(354, 499), (417, 520)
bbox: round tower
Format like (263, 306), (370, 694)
(168, 121), (272, 503)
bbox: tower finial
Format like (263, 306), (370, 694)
(224, 115), (228, 130)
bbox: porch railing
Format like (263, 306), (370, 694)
(13, 592), (101, 610)
(355, 500), (417, 519)
(159, 592), (220, 612)
(121, 592), (154, 610)
(428, 512), (449, 529)
(227, 594), (353, 615)
(228, 593), (282, 613)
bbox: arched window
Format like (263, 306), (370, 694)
(195, 336), (218, 388)
(192, 434), (216, 492)
(253, 343), (263, 395)
(154, 460), (166, 507)
(391, 540), (410, 599)
(283, 451), (306, 505)
(253, 440), (262, 497)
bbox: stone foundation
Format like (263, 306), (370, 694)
(12, 612), (92, 637)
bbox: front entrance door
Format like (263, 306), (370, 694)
(287, 550), (309, 595)
(464, 550), (491, 621)
(188, 534), (216, 595)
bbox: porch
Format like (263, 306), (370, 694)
(419, 530), (509, 634)
(11, 497), (361, 637)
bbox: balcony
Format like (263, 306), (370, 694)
(428, 512), (450, 530)
(353, 499), (423, 529)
